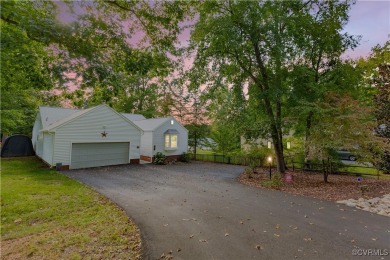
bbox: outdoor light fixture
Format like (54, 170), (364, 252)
(267, 141), (272, 149)
(268, 156), (272, 180)
(287, 142), (291, 149)
(171, 120), (174, 125)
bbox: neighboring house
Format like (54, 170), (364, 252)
(132, 117), (188, 162)
(241, 130), (295, 151)
(32, 104), (142, 170)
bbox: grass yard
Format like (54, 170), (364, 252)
(1, 157), (141, 259)
(339, 165), (389, 179)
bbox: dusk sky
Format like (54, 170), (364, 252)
(58, 1), (389, 59)
(343, 0), (389, 59)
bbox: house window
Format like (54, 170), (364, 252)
(164, 129), (179, 150)
(165, 134), (178, 149)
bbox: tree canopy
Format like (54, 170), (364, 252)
(1, 0), (188, 135)
(186, 0), (358, 173)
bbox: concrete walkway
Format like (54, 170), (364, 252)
(64, 162), (389, 260)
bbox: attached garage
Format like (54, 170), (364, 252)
(32, 104), (142, 170)
(71, 142), (130, 169)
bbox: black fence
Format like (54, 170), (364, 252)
(290, 161), (381, 177)
(189, 153), (266, 167)
(190, 153), (383, 178)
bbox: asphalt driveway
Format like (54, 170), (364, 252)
(64, 161), (389, 260)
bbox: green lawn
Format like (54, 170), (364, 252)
(1, 157), (141, 259)
(338, 165), (389, 179)
(195, 149), (215, 154)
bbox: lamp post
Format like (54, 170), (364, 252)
(268, 156), (272, 180)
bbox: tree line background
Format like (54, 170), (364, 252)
(1, 0), (389, 173)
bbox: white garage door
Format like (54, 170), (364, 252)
(71, 142), (130, 169)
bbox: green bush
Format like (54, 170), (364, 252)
(262, 173), (283, 189)
(241, 146), (271, 167)
(180, 152), (190, 163)
(153, 152), (166, 165)
(245, 167), (253, 178)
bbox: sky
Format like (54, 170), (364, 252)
(342, 0), (389, 59)
(58, 1), (389, 60)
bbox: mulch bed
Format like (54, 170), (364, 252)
(239, 168), (390, 202)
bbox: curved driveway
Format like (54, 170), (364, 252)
(64, 162), (389, 260)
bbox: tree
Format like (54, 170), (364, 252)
(1, 1), (188, 134)
(1, 1), (61, 135)
(181, 90), (209, 156)
(187, 0), (357, 173)
(206, 84), (245, 154)
(357, 41), (390, 173)
(305, 92), (388, 182)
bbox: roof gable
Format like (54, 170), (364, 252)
(42, 104), (143, 132)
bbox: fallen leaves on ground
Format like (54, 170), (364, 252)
(239, 169), (390, 201)
(255, 244), (264, 250)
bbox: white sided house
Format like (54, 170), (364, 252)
(32, 104), (142, 170)
(131, 117), (188, 162)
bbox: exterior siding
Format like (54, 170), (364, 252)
(42, 133), (54, 165)
(36, 133), (43, 157)
(32, 113), (42, 150)
(140, 131), (154, 158)
(52, 106), (141, 166)
(153, 119), (188, 157)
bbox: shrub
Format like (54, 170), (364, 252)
(262, 173), (283, 189)
(154, 152), (166, 165)
(180, 152), (190, 163)
(245, 167), (253, 178)
(244, 146), (270, 167)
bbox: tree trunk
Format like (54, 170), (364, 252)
(269, 120), (286, 173)
(322, 159), (329, 183)
(194, 132), (197, 159)
(304, 111), (314, 164)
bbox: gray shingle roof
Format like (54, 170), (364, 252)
(132, 117), (172, 131)
(122, 113), (146, 121)
(38, 106), (175, 132)
(42, 106), (95, 131)
(39, 106), (80, 129)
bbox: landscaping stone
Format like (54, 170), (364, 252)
(337, 193), (390, 217)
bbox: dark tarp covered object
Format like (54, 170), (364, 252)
(1, 135), (35, 157)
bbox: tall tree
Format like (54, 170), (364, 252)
(187, 0), (357, 173)
(305, 92), (387, 182)
(206, 84), (245, 154)
(1, 1), (187, 134)
(357, 41), (390, 172)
